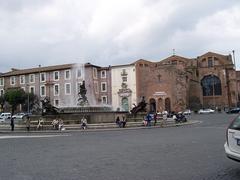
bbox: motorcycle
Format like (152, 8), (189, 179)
(175, 113), (187, 123)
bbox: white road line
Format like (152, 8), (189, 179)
(0, 134), (70, 139)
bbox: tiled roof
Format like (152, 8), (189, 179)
(1, 63), (74, 77)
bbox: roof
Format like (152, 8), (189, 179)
(1, 63), (74, 77)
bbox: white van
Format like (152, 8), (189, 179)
(0, 113), (11, 122)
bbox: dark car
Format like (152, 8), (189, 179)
(226, 108), (240, 114)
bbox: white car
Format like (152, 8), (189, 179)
(224, 115), (240, 162)
(183, 109), (191, 115)
(198, 109), (215, 114)
(0, 112), (11, 122)
(12, 113), (26, 119)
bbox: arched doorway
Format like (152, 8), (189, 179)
(149, 98), (156, 113)
(121, 97), (129, 111)
(158, 98), (164, 112)
(165, 98), (171, 112)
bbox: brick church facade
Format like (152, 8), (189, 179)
(135, 52), (239, 113)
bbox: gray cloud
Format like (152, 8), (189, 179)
(0, 0), (239, 72)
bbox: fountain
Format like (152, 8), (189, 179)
(29, 64), (128, 126)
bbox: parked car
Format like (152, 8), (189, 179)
(0, 112), (11, 122)
(226, 108), (240, 114)
(198, 109), (215, 114)
(183, 109), (191, 115)
(12, 113), (27, 119)
(224, 115), (240, 162)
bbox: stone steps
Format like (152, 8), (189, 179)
(0, 119), (176, 132)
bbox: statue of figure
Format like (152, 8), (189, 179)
(78, 80), (89, 106)
(130, 96), (147, 115)
(41, 97), (61, 115)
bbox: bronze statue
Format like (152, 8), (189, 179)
(78, 80), (89, 106)
(130, 96), (147, 115)
(41, 97), (61, 115)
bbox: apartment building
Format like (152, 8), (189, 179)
(0, 63), (112, 111)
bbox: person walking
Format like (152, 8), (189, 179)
(26, 115), (30, 132)
(10, 116), (15, 131)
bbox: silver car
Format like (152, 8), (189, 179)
(224, 115), (240, 162)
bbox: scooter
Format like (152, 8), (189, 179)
(175, 113), (187, 123)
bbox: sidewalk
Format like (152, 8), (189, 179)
(0, 119), (201, 133)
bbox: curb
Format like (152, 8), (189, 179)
(0, 120), (201, 134)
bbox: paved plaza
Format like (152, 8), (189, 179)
(0, 113), (239, 180)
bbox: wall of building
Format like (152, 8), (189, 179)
(111, 64), (137, 111)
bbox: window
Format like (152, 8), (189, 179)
(29, 74), (35, 83)
(20, 75), (25, 84)
(40, 72), (46, 82)
(54, 84), (60, 96)
(10, 76), (16, 85)
(122, 76), (127, 82)
(76, 82), (81, 94)
(94, 82), (98, 94)
(54, 99), (59, 107)
(0, 78), (4, 86)
(21, 87), (26, 91)
(76, 69), (82, 79)
(40, 85), (46, 97)
(121, 69), (127, 76)
(29, 86), (35, 94)
(201, 75), (222, 96)
(93, 68), (98, 79)
(65, 70), (71, 80)
(157, 74), (162, 83)
(0, 89), (4, 96)
(65, 83), (71, 95)
(101, 82), (107, 92)
(101, 70), (106, 78)
(53, 71), (59, 81)
(102, 96), (107, 104)
(208, 57), (213, 67)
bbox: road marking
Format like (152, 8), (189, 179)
(0, 134), (70, 139)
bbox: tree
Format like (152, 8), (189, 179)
(189, 96), (202, 113)
(22, 92), (39, 113)
(4, 88), (26, 115)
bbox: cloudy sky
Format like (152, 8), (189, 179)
(0, 0), (239, 72)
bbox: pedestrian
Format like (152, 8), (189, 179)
(146, 113), (152, 126)
(122, 116), (127, 128)
(26, 115), (30, 132)
(58, 118), (64, 131)
(81, 116), (87, 129)
(10, 116), (15, 131)
(115, 116), (121, 127)
(154, 113), (157, 126)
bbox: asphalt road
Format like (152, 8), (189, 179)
(0, 113), (239, 180)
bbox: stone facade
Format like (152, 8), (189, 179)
(135, 52), (239, 113)
(111, 64), (137, 111)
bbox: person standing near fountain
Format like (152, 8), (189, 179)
(81, 116), (87, 129)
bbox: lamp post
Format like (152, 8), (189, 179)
(27, 84), (30, 114)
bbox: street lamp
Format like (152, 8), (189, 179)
(27, 84), (30, 114)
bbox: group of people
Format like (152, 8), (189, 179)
(52, 118), (64, 130)
(115, 116), (127, 128)
(10, 115), (31, 131)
